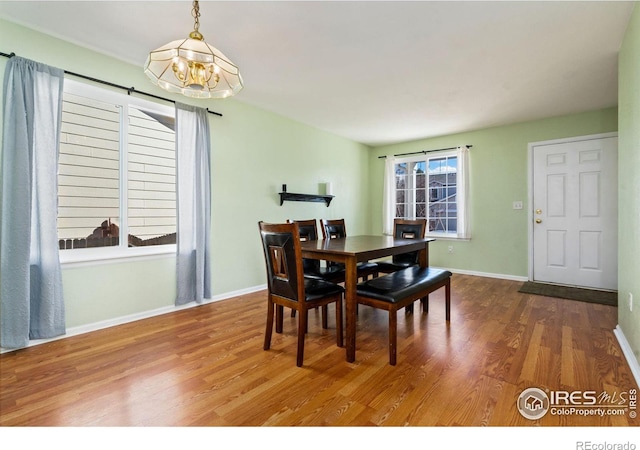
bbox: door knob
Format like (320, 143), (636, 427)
(536, 209), (542, 214)
(535, 218), (542, 224)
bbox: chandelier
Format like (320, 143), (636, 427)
(144, 0), (243, 99)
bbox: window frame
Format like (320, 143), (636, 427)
(391, 149), (467, 240)
(58, 79), (176, 266)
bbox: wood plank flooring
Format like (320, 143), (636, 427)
(0, 274), (638, 427)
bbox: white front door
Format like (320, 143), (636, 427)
(531, 135), (618, 290)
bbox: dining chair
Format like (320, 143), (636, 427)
(258, 221), (344, 367)
(319, 218), (380, 280)
(289, 219), (345, 283)
(288, 219), (345, 320)
(376, 218), (427, 274)
(320, 218), (348, 240)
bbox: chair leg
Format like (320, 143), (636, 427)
(405, 302), (414, 314)
(298, 307), (320, 331)
(276, 304), (284, 333)
(445, 280), (451, 321)
(389, 307), (397, 366)
(264, 299), (274, 350)
(296, 307), (307, 367)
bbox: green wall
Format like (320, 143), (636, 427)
(618, 4), (640, 368)
(0, 19), (371, 329)
(1, 8), (638, 377)
(368, 109), (618, 278)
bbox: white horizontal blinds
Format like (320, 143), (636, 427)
(127, 107), (176, 244)
(58, 93), (120, 246)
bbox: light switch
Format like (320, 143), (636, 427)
(513, 201), (523, 210)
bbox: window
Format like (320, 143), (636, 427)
(388, 148), (469, 239)
(57, 80), (176, 259)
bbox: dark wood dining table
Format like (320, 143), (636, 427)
(299, 235), (435, 362)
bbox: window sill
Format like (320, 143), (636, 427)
(425, 233), (470, 241)
(60, 244), (176, 268)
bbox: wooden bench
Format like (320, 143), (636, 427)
(356, 266), (452, 365)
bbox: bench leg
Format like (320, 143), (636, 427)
(389, 308), (397, 366)
(421, 295), (429, 314)
(322, 305), (328, 329)
(336, 296), (343, 348)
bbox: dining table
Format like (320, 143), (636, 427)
(299, 235), (435, 363)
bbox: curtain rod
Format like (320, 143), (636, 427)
(377, 145), (472, 159)
(0, 51), (222, 117)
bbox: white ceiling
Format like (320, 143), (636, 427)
(0, 1), (635, 146)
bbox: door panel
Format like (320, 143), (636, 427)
(532, 136), (617, 290)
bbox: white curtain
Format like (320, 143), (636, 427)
(175, 103), (211, 305)
(456, 146), (471, 239)
(1, 56), (66, 348)
(382, 155), (396, 235)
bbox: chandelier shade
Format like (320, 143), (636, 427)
(143, 1), (243, 99)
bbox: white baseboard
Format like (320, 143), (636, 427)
(0, 283), (268, 354)
(445, 267), (529, 282)
(613, 325), (640, 388)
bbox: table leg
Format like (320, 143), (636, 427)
(418, 241), (429, 268)
(344, 256), (358, 362)
(419, 242), (430, 314)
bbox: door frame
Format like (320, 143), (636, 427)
(527, 131), (618, 284)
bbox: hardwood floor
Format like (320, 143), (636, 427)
(0, 274), (637, 427)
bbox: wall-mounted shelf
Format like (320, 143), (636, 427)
(279, 192), (334, 207)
